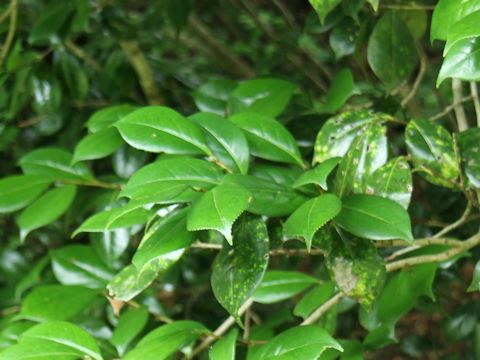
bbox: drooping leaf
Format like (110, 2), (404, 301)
(438, 37), (480, 86)
(210, 328), (238, 360)
(308, 0), (342, 24)
(19, 285), (99, 321)
(363, 157), (413, 209)
(284, 194), (342, 250)
(252, 271), (318, 304)
(72, 127), (124, 163)
(0, 321), (102, 360)
(321, 69), (359, 113)
(193, 78), (236, 116)
(431, 0), (480, 42)
(229, 78), (297, 117)
(211, 214), (269, 322)
(367, 12), (418, 91)
(19, 147), (93, 180)
(111, 307), (149, 355)
(0, 175), (52, 214)
(459, 128), (480, 188)
(252, 325), (343, 360)
(405, 118), (459, 188)
(124, 321), (210, 360)
(51, 245), (114, 289)
(187, 183), (252, 245)
(334, 194), (413, 242)
(17, 185), (77, 240)
(293, 157), (340, 191)
(190, 112), (250, 174)
(293, 282), (336, 319)
(86, 104), (137, 133)
(230, 113), (304, 167)
(115, 106), (211, 155)
(313, 110), (392, 164)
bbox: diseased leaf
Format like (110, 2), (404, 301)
(107, 264), (158, 302)
(459, 128), (480, 188)
(363, 157), (413, 209)
(334, 194), (413, 242)
(405, 118), (459, 188)
(252, 271), (318, 304)
(111, 307), (149, 355)
(115, 106), (211, 155)
(73, 127), (124, 163)
(308, 0), (342, 24)
(230, 113), (304, 167)
(187, 183), (252, 245)
(190, 112), (250, 174)
(438, 37), (480, 86)
(211, 214), (269, 322)
(210, 328), (238, 360)
(86, 104), (137, 133)
(431, 0), (480, 42)
(284, 194), (342, 250)
(0, 175), (52, 214)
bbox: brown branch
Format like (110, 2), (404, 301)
(401, 44), (426, 107)
(433, 202), (472, 239)
(429, 96), (472, 121)
(301, 293), (344, 325)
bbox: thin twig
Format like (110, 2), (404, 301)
(190, 242), (326, 256)
(433, 202), (472, 238)
(401, 44), (426, 107)
(0, 0), (18, 68)
(470, 82), (480, 127)
(452, 79), (469, 131)
(429, 96), (472, 121)
(0, 2), (12, 25)
(379, 4), (435, 10)
(301, 293), (344, 325)
(65, 40), (102, 72)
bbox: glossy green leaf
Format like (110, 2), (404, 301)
(334, 194), (413, 242)
(230, 113), (304, 167)
(19, 147), (93, 180)
(90, 229), (130, 269)
(111, 307), (149, 355)
(229, 78), (296, 117)
(293, 158), (340, 191)
(17, 185), (77, 240)
(86, 104), (137, 133)
(73, 127), (124, 163)
(321, 69), (359, 113)
(284, 194), (342, 250)
(459, 128), (480, 188)
(193, 78), (236, 116)
(431, 0), (480, 42)
(19, 285), (99, 321)
(405, 118), (459, 188)
(438, 37), (480, 86)
(124, 321), (210, 360)
(250, 164), (302, 187)
(210, 328), (238, 360)
(313, 110), (391, 164)
(367, 12), (418, 91)
(293, 282), (336, 319)
(187, 183), (251, 244)
(51, 245), (114, 289)
(334, 122), (387, 197)
(0, 175), (52, 214)
(190, 112), (250, 174)
(211, 214), (269, 321)
(0, 321), (102, 360)
(224, 174), (308, 217)
(308, 0), (342, 24)
(120, 157), (223, 203)
(468, 260), (480, 292)
(253, 325), (342, 359)
(252, 271), (318, 304)
(115, 106), (211, 155)
(444, 10), (480, 54)
(363, 157), (413, 209)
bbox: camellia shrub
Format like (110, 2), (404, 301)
(0, 0), (480, 359)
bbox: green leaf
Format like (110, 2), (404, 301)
(190, 112), (250, 174)
(0, 321), (102, 360)
(224, 175), (308, 217)
(459, 128), (480, 188)
(230, 113), (304, 167)
(15, 256), (50, 299)
(115, 106), (211, 155)
(19, 147), (93, 180)
(444, 10), (480, 54)
(293, 158), (340, 191)
(210, 328), (238, 360)
(124, 321), (210, 360)
(468, 260), (480, 292)
(333, 122), (388, 197)
(321, 69), (359, 113)
(308, 0), (342, 24)
(0, 175), (52, 214)
(431, 0), (480, 42)
(367, 12), (418, 91)
(250, 164), (303, 187)
(253, 325), (343, 359)
(17, 185), (77, 240)
(438, 37), (480, 86)
(73, 127), (124, 163)
(293, 282), (336, 319)
(211, 214), (269, 321)
(86, 104), (137, 133)
(334, 194), (413, 242)
(120, 157), (223, 203)
(284, 194), (342, 250)
(366, 0), (379, 11)
(193, 78), (236, 116)
(363, 157), (413, 209)
(51, 245), (114, 289)
(187, 183), (251, 245)
(229, 78), (297, 117)
(19, 285), (99, 321)
(252, 271), (318, 304)
(28, 2), (75, 45)
(111, 307), (149, 355)
(313, 110), (392, 164)
(107, 264), (158, 302)
(405, 118), (459, 188)
(329, 20), (358, 60)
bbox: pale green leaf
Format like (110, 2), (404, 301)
(0, 175), (52, 214)
(73, 127), (124, 163)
